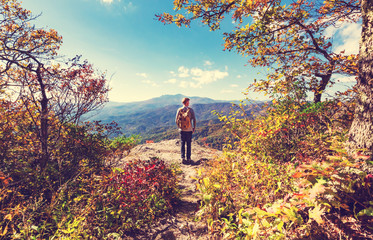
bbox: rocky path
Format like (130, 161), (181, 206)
(118, 139), (222, 240)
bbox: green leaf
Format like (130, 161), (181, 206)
(203, 194), (212, 201)
(358, 207), (373, 217)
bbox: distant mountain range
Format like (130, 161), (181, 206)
(86, 94), (229, 120)
(85, 94), (263, 140)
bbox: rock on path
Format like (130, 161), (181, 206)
(117, 139), (222, 240)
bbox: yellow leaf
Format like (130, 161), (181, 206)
(1, 225), (8, 236)
(213, 184), (221, 189)
(203, 177), (210, 187)
(309, 203), (325, 224)
(277, 221), (284, 231)
(4, 214), (12, 221)
(252, 221), (259, 238)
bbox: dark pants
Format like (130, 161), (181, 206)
(180, 131), (192, 160)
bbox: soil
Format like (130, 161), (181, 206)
(116, 139), (222, 240)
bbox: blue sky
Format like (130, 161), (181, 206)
(22, 0), (360, 103)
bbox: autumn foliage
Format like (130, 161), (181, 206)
(158, 0), (359, 103)
(0, 1), (180, 239)
(51, 158), (179, 239)
(1, 0), (372, 239)
(196, 98), (372, 239)
(157, 1), (373, 237)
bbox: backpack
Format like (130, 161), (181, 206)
(177, 108), (191, 130)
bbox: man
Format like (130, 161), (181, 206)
(175, 97), (196, 165)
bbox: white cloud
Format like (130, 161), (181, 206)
(165, 78), (177, 84)
(179, 81), (189, 88)
(204, 60), (213, 66)
(177, 66), (190, 78)
(236, 75), (242, 79)
(142, 79), (159, 87)
(230, 84), (239, 88)
(123, 2), (136, 12)
(324, 25), (337, 38)
(337, 23), (360, 54)
(335, 75), (357, 83)
(136, 72), (158, 86)
(176, 67), (228, 88)
(171, 65), (229, 88)
(99, 0), (136, 13)
(136, 73), (148, 78)
(190, 68), (228, 88)
(326, 22), (361, 55)
(100, 0), (117, 5)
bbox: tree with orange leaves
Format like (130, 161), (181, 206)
(158, 0), (373, 156)
(158, 0), (359, 103)
(0, 0), (109, 169)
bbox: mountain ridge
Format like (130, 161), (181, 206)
(85, 94), (236, 121)
(86, 94), (264, 144)
(110, 102), (236, 135)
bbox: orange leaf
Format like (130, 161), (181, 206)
(293, 193), (306, 199)
(292, 172), (303, 178)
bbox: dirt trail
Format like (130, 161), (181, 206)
(117, 139), (222, 240)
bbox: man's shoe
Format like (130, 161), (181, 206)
(182, 159), (189, 165)
(187, 159), (194, 165)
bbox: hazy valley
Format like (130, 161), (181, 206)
(86, 94), (263, 148)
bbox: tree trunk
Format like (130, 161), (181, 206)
(314, 73), (332, 103)
(36, 66), (49, 169)
(347, 0), (373, 155)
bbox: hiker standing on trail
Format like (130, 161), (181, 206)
(175, 97), (196, 165)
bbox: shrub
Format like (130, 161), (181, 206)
(228, 99), (350, 164)
(53, 157), (180, 239)
(107, 134), (142, 161)
(196, 151), (295, 239)
(0, 118), (118, 239)
(196, 98), (372, 239)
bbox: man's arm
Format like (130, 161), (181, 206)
(191, 108), (196, 131)
(175, 108), (180, 125)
